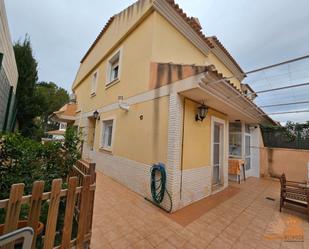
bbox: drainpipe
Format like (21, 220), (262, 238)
(3, 86), (13, 131)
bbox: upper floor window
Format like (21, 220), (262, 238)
(91, 71), (98, 95)
(106, 49), (122, 86)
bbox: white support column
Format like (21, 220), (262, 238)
(165, 93), (184, 211)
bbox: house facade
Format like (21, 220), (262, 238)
(0, 0), (18, 132)
(72, 0), (273, 211)
(44, 102), (77, 142)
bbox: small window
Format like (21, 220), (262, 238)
(59, 123), (67, 131)
(107, 50), (121, 85)
(91, 71), (98, 95)
(102, 119), (114, 150)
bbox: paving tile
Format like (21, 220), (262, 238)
(90, 172), (308, 249)
(133, 239), (155, 249)
(109, 238), (131, 249)
(155, 240), (177, 249)
(166, 232), (187, 248)
(145, 233), (166, 247)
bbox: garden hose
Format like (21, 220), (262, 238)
(146, 163), (173, 213)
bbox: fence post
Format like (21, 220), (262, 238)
(61, 177), (78, 249)
(88, 163), (96, 234)
(76, 175), (91, 249)
(3, 183), (24, 249)
(28, 181), (44, 249)
(43, 179), (62, 249)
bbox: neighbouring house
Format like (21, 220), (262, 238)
(71, 0), (275, 211)
(43, 101), (77, 142)
(0, 0), (18, 132)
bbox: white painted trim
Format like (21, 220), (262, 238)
(106, 47), (123, 86)
(100, 117), (116, 152)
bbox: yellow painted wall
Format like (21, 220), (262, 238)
(74, 12), (155, 113)
(93, 96), (169, 165)
(73, 0), (153, 87)
(74, 9), (243, 115)
(152, 12), (206, 65)
(151, 12), (241, 89)
(182, 99), (228, 170)
(73, 5), (241, 168)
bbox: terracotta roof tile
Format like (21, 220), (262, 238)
(165, 0), (214, 48)
(207, 36), (245, 74)
(80, 16), (115, 63)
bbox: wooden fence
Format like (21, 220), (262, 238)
(0, 160), (96, 249)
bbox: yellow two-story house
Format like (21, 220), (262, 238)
(72, 0), (273, 211)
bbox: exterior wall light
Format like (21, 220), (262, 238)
(195, 104), (208, 122)
(93, 110), (100, 120)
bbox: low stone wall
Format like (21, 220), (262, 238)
(260, 147), (309, 182)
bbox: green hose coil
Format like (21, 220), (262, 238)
(150, 163), (173, 212)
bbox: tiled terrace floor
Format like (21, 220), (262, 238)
(91, 172), (309, 249)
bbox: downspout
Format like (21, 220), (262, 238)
(3, 86), (13, 131)
(9, 99), (17, 132)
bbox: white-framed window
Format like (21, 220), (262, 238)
(101, 119), (115, 150)
(229, 122), (242, 158)
(106, 48), (122, 86)
(91, 71), (98, 95)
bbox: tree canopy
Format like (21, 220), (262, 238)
(14, 36), (69, 139)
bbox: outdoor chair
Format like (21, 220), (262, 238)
(279, 173), (309, 221)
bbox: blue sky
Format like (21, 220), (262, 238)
(5, 0), (309, 123)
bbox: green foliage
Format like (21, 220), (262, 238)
(261, 121), (309, 149)
(0, 129), (81, 200)
(62, 126), (82, 175)
(35, 82), (69, 132)
(14, 35), (69, 140)
(14, 35), (40, 137)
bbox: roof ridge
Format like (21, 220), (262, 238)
(207, 36), (245, 74)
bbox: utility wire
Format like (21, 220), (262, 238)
(243, 82), (309, 96)
(206, 54), (309, 86)
(245, 54), (309, 74)
(261, 109), (309, 116)
(259, 100), (309, 109)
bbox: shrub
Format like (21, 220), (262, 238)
(0, 128), (81, 199)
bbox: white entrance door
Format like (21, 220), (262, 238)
(212, 121), (224, 186)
